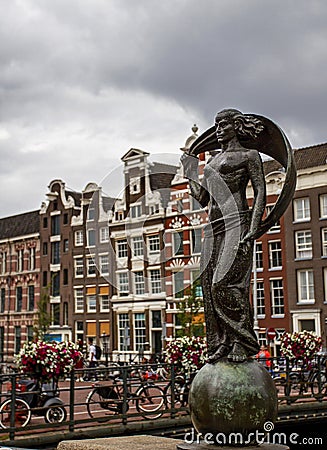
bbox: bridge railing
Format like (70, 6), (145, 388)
(0, 356), (327, 442)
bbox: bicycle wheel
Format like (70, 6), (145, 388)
(311, 373), (327, 397)
(0, 398), (31, 429)
(45, 404), (67, 423)
(164, 377), (184, 406)
(86, 387), (121, 421)
(136, 384), (164, 419)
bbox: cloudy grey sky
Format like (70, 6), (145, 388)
(1, 0), (326, 218)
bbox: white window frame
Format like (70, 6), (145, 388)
(295, 230), (313, 259)
(74, 288), (84, 312)
(149, 269), (161, 294)
(17, 249), (24, 272)
(266, 204), (281, 232)
(100, 226), (109, 243)
(148, 235), (160, 254)
(75, 230), (83, 246)
(74, 257), (84, 278)
(270, 279), (284, 316)
(29, 247), (35, 271)
(132, 236), (144, 257)
(191, 269), (203, 298)
(293, 197), (310, 222)
(134, 313), (146, 351)
(191, 228), (202, 255)
(99, 255), (109, 275)
(117, 272), (129, 296)
(255, 242), (263, 270)
(297, 269), (315, 303)
(134, 271), (145, 295)
(116, 239), (128, 258)
(100, 295), (110, 312)
(320, 194), (327, 219)
(173, 270), (184, 298)
(87, 257), (96, 276)
(173, 231), (184, 256)
(87, 294), (97, 313)
(0, 252), (7, 274)
(130, 204), (142, 219)
(118, 313), (130, 351)
(322, 228), (327, 257)
(87, 229), (96, 247)
(268, 240), (282, 269)
(256, 280), (265, 317)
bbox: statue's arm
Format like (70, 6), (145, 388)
(243, 151), (266, 242)
(180, 154), (210, 207)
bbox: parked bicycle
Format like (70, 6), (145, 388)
(164, 370), (195, 408)
(86, 368), (165, 421)
(0, 377), (66, 429)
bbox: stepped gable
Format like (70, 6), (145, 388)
(0, 210), (40, 239)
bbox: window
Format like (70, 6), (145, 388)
(270, 279), (284, 315)
(27, 285), (34, 311)
(191, 228), (202, 254)
(87, 207), (95, 221)
(87, 229), (96, 247)
(191, 270), (203, 297)
(297, 269), (314, 303)
(115, 211), (124, 221)
(132, 236), (144, 257)
(117, 239), (128, 258)
(266, 204), (280, 232)
(134, 313), (146, 351)
(149, 269), (161, 294)
(27, 325), (34, 342)
(14, 326), (21, 354)
(118, 272), (129, 296)
(63, 239), (69, 253)
(100, 295), (110, 312)
(134, 271), (145, 295)
(43, 271), (48, 287)
(174, 271), (184, 298)
(322, 228), (327, 257)
(87, 295), (97, 312)
(74, 258), (84, 277)
(75, 289), (84, 312)
(16, 286), (22, 312)
(0, 252), (6, 274)
(0, 327), (3, 362)
(100, 255), (109, 275)
(63, 302), (68, 326)
(256, 281), (265, 316)
(43, 217), (48, 228)
(268, 241), (282, 268)
(17, 249), (24, 272)
(75, 230), (83, 246)
(299, 319), (315, 332)
(293, 197), (310, 222)
(52, 272), (60, 297)
(43, 242), (48, 256)
(255, 242), (263, 269)
(119, 313), (130, 351)
(148, 235), (160, 254)
(63, 213), (68, 225)
(320, 194), (327, 218)
(130, 204), (142, 218)
(51, 215), (60, 235)
(51, 303), (60, 325)
(29, 247), (35, 270)
(152, 310), (162, 328)
(173, 231), (184, 256)
(149, 204), (159, 215)
(0, 288), (5, 313)
(295, 231), (312, 259)
(51, 241), (60, 264)
(100, 226), (109, 243)
(63, 268), (68, 285)
(87, 258), (96, 276)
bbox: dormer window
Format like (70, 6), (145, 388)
(130, 204), (142, 218)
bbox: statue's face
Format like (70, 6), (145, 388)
(215, 117), (236, 143)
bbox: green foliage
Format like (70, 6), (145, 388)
(176, 279), (205, 338)
(33, 283), (51, 340)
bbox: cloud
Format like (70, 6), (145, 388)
(0, 0), (327, 217)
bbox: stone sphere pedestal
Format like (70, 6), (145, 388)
(177, 359), (281, 448)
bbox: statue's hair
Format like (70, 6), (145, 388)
(215, 109), (264, 140)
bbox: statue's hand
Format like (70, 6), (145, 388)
(180, 152), (199, 178)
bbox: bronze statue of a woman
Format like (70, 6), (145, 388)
(181, 109), (296, 364)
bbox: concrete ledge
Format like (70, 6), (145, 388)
(57, 435), (181, 450)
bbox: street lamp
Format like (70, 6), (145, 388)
(101, 331), (110, 367)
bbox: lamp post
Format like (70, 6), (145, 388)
(101, 331), (110, 367)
